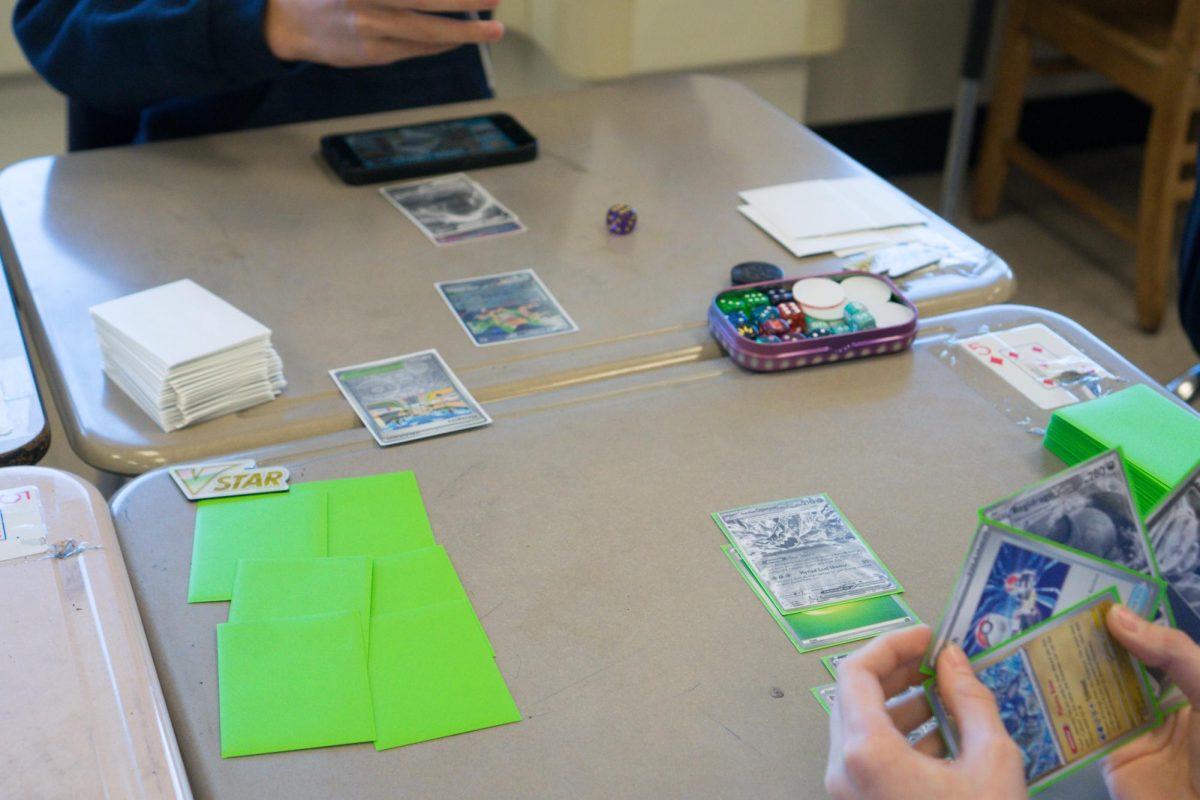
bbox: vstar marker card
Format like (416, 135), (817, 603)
(926, 590), (1160, 794)
(331, 350), (490, 446)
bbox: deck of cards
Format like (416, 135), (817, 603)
(381, 173), (524, 246)
(714, 495), (918, 653)
(737, 176), (927, 258)
(89, 279), (286, 431)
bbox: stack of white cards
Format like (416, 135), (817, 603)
(90, 279), (286, 431)
(738, 176), (927, 258)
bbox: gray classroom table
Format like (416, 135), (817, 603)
(109, 305), (1180, 800)
(0, 277), (47, 464)
(0, 74), (1011, 476)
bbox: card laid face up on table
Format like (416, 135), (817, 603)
(723, 545), (917, 652)
(330, 349), (490, 447)
(714, 494), (901, 614)
(380, 173), (524, 246)
(436, 269), (578, 346)
(958, 323), (1114, 411)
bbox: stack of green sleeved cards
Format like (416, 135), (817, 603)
(1043, 384), (1200, 517)
(713, 493), (918, 654)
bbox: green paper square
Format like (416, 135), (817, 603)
(294, 472), (435, 558)
(189, 491), (328, 603)
(229, 556), (372, 644)
(372, 546), (471, 616)
(217, 611), (375, 757)
(369, 601), (520, 750)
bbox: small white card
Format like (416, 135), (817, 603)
(958, 324), (1115, 410)
(739, 176), (926, 240)
(0, 485), (48, 562)
(167, 459), (290, 501)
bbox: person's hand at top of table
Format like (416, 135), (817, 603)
(1102, 604), (1200, 800)
(824, 625), (1027, 800)
(264, 0), (504, 68)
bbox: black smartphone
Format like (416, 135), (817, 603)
(320, 112), (537, 186)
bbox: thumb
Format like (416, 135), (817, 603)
(936, 643), (1023, 770)
(1107, 603), (1200, 703)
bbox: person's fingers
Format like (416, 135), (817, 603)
(935, 643), (1018, 764)
(364, 9), (504, 46)
(886, 686), (934, 735)
(841, 625), (933, 699)
(911, 722), (948, 758)
(387, 0), (500, 12)
(834, 627), (932, 747)
(1108, 604), (1200, 704)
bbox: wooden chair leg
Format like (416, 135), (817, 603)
(972, 1), (1035, 220)
(1135, 83), (1194, 332)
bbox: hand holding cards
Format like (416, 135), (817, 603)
(913, 449), (1200, 793)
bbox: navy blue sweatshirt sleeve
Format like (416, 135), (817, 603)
(1180, 141), (1200, 354)
(13, 0), (293, 113)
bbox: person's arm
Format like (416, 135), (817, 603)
(14, 0), (291, 113)
(825, 625), (1027, 800)
(12, 0), (503, 114)
(1101, 604), (1200, 800)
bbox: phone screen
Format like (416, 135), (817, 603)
(342, 116), (518, 170)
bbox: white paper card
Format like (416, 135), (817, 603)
(739, 176), (926, 240)
(0, 485), (48, 562)
(89, 279), (272, 369)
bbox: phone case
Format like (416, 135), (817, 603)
(708, 271), (918, 372)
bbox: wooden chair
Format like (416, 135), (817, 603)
(972, 0), (1200, 331)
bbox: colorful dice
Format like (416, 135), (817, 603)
(737, 324), (758, 339)
(847, 310), (876, 331)
(606, 203), (638, 234)
(750, 304), (780, 324)
(755, 334), (783, 344)
(726, 311), (751, 328)
(759, 318), (790, 336)
(741, 290), (769, 308)
(716, 293), (747, 314)
(767, 286), (794, 305)
(777, 301), (805, 326)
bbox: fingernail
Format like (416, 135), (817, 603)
(943, 643), (968, 670)
(1110, 603), (1139, 631)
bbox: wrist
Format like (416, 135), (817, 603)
(263, 3), (308, 62)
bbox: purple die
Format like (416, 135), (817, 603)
(606, 203), (638, 234)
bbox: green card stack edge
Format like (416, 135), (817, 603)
(1044, 384), (1200, 517)
(196, 471), (519, 757)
